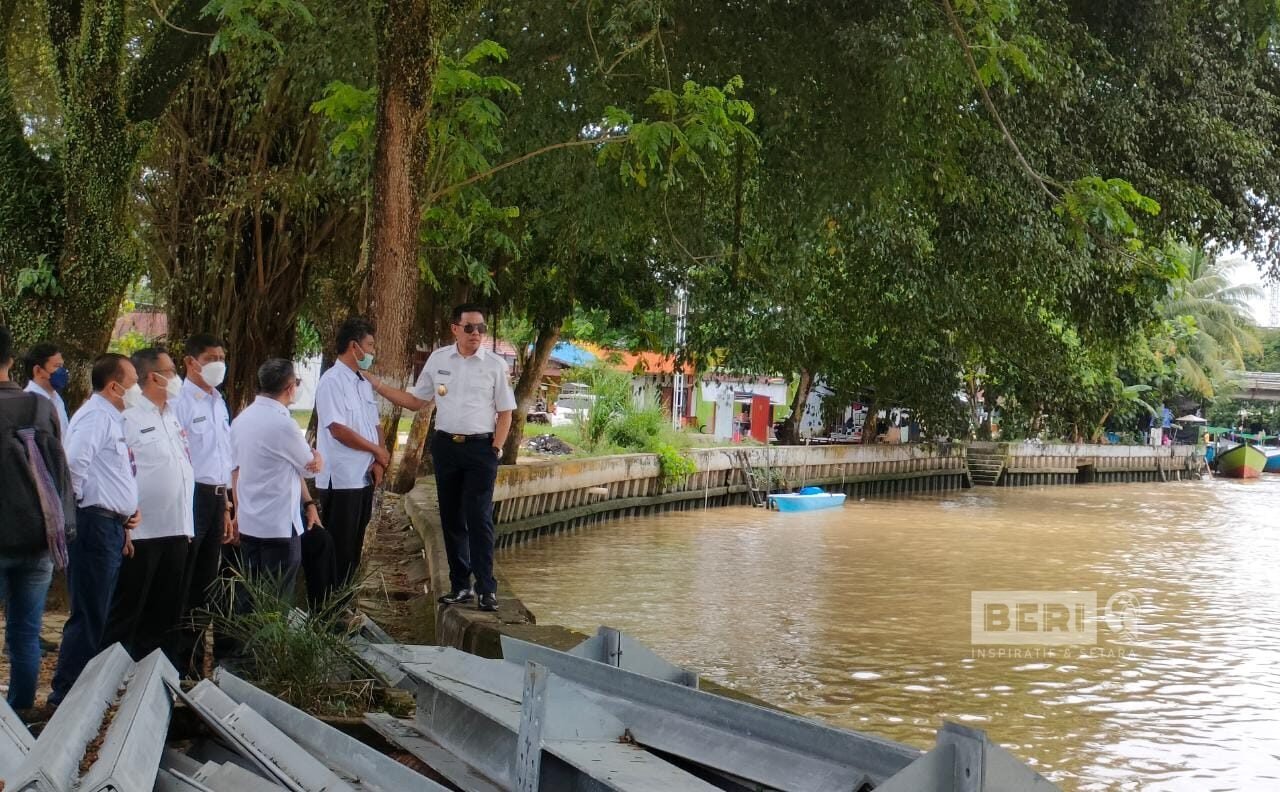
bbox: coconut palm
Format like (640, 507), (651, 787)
(1160, 243), (1262, 399)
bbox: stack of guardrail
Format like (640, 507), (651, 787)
(0, 627), (1059, 791)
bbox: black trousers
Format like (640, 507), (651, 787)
(176, 485), (227, 678)
(317, 484), (373, 598)
(103, 535), (189, 664)
(430, 435), (499, 595)
(238, 533), (302, 602)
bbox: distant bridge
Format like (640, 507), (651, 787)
(1237, 371), (1280, 402)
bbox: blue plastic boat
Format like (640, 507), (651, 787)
(768, 486), (847, 512)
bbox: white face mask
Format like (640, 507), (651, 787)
(200, 360), (226, 388)
(164, 373), (182, 399)
(123, 383), (145, 409)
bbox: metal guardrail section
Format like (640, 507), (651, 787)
(498, 636), (915, 789)
(874, 723), (1059, 792)
(212, 668), (449, 791)
(4, 644), (175, 792)
(181, 680), (353, 791)
(538, 626), (698, 688)
(0, 693), (32, 769)
(391, 647), (719, 790)
(364, 713), (505, 792)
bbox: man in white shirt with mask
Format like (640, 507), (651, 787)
(103, 347), (193, 663)
(22, 342), (70, 438)
(172, 333), (232, 678)
(231, 358), (322, 600)
(313, 317), (387, 603)
(49, 353), (141, 705)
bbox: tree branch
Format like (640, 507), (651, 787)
(125, 0), (218, 123)
(426, 133), (629, 202)
(939, 0), (1063, 202)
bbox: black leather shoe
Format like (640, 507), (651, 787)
(438, 588), (474, 605)
(478, 593), (499, 612)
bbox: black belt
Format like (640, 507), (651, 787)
(195, 482), (228, 497)
(436, 431), (494, 443)
(79, 505), (128, 523)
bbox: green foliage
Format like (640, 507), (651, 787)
(204, 0), (315, 54)
(107, 330), (149, 357)
(649, 440), (696, 485)
(600, 76), (757, 189)
(203, 568), (375, 716)
(15, 255), (63, 297)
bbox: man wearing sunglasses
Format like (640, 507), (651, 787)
(369, 303), (515, 612)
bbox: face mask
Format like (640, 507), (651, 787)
(164, 373), (182, 399)
(356, 344), (375, 371)
(123, 383), (145, 409)
(49, 367), (70, 392)
(200, 360), (226, 388)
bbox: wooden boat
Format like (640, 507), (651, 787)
(1264, 447), (1280, 473)
(1216, 444), (1267, 479)
(768, 486), (847, 512)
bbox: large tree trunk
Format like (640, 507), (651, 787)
(776, 368), (813, 445)
(502, 322), (561, 465)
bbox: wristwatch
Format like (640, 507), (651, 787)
(493, 445), (503, 459)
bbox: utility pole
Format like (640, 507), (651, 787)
(672, 286), (688, 430)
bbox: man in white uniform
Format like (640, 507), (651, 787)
(49, 353), (140, 705)
(313, 317), (388, 601)
(369, 303), (515, 612)
(22, 342), (70, 438)
(103, 347), (193, 662)
(230, 359), (322, 599)
(172, 333), (233, 678)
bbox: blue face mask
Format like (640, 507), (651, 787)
(355, 343), (375, 371)
(50, 367), (70, 392)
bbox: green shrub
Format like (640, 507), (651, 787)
(649, 439), (697, 485)
(607, 399), (664, 448)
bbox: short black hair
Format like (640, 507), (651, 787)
(257, 358), (296, 397)
(23, 342), (60, 378)
(131, 347), (169, 383)
(451, 303), (486, 323)
(0, 327), (12, 368)
(185, 333), (224, 359)
(91, 353), (131, 392)
(335, 317), (375, 356)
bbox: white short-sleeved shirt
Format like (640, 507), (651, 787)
(411, 345), (516, 435)
(231, 396), (315, 539)
(124, 398), (194, 540)
(314, 362), (381, 490)
(65, 394), (138, 517)
(24, 380), (69, 439)
(173, 379), (233, 487)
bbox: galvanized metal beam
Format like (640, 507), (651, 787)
(5, 643), (138, 791)
(182, 680), (353, 791)
(364, 713), (505, 792)
(0, 692), (32, 769)
(493, 637), (915, 790)
(79, 649), (179, 792)
(873, 723), (1059, 792)
(393, 647), (719, 790)
(212, 668), (450, 791)
(503, 627), (697, 688)
(515, 661), (719, 791)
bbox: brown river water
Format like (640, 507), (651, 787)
(498, 478), (1280, 791)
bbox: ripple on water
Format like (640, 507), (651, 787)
(499, 479), (1280, 789)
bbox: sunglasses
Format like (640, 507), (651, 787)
(455, 322), (488, 335)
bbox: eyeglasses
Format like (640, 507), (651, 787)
(456, 322), (488, 335)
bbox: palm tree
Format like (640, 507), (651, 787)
(1160, 243), (1262, 399)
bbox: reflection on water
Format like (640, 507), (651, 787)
(498, 478), (1280, 791)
